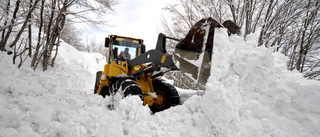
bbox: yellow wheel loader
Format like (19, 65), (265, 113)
(94, 17), (240, 113)
(94, 35), (180, 113)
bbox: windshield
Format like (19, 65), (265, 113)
(108, 38), (142, 62)
(113, 45), (136, 60)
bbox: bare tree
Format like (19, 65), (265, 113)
(31, 0), (45, 68)
(288, 0), (320, 76)
(0, 0), (21, 51)
(0, 0), (116, 71)
(0, 0), (11, 50)
(8, 0), (39, 50)
(162, 0), (230, 38)
(27, 0), (33, 57)
(60, 21), (82, 48)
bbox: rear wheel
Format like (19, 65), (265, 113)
(151, 80), (180, 113)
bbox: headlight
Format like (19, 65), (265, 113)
(101, 74), (107, 80)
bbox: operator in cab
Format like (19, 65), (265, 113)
(119, 48), (131, 60)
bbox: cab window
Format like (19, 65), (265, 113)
(113, 45), (136, 60)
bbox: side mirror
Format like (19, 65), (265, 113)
(105, 38), (110, 47)
(141, 44), (146, 54)
(155, 33), (166, 53)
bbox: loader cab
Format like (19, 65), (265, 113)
(105, 35), (145, 63)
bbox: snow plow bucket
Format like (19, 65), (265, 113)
(172, 17), (224, 89)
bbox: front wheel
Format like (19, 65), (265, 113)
(111, 79), (142, 98)
(151, 80), (180, 113)
(108, 79), (142, 110)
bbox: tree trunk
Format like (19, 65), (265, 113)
(258, 0), (274, 46)
(31, 0), (45, 69)
(245, 0), (253, 36)
(27, 0), (33, 57)
(226, 0), (237, 24)
(41, 0), (56, 70)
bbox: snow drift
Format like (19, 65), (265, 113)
(1, 28), (320, 137)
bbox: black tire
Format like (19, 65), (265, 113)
(150, 80), (180, 113)
(94, 71), (102, 94)
(111, 79), (142, 97)
(100, 86), (110, 98)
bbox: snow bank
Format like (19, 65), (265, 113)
(204, 28), (320, 136)
(122, 29), (320, 137)
(1, 29), (320, 137)
(0, 43), (124, 137)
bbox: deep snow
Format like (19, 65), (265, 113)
(1, 28), (320, 137)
